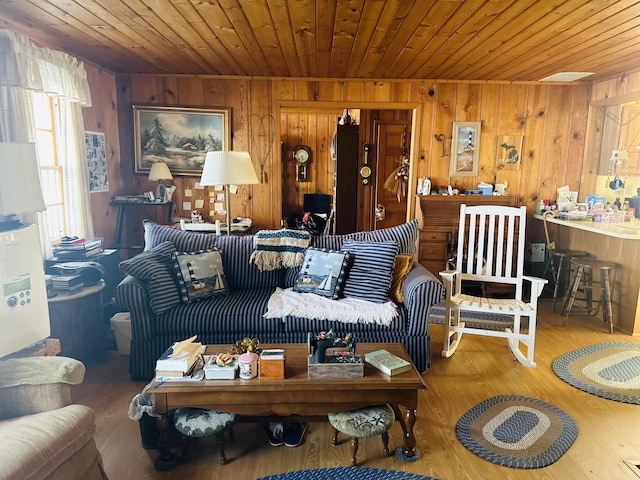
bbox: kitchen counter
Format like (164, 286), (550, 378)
(533, 214), (640, 239)
(533, 214), (640, 335)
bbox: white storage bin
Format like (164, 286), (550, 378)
(110, 312), (131, 355)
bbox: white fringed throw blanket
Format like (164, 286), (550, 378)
(250, 229), (311, 271)
(265, 287), (398, 325)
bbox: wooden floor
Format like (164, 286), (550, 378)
(74, 303), (640, 480)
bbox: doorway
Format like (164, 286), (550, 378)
(373, 120), (412, 231)
(278, 102), (418, 233)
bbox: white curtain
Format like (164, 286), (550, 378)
(0, 29), (93, 255)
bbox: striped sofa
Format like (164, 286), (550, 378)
(116, 219), (445, 379)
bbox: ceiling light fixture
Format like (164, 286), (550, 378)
(539, 72), (595, 82)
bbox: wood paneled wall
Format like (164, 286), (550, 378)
(280, 109), (344, 224)
(82, 64), (121, 248)
(83, 73), (593, 243)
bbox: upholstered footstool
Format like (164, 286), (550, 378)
(328, 404), (395, 466)
(173, 407), (236, 464)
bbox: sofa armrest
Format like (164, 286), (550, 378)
(115, 275), (158, 340)
(0, 356), (85, 420)
(403, 263), (445, 335)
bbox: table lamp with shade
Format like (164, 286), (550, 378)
(148, 162), (173, 202)
(199, 151), (259, 235)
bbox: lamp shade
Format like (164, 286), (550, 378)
(200, 151), (259, 186)
(148, 162), (173, 181)
(0, 143), (45, 218)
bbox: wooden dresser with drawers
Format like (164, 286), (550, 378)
(417, 195), (515, 278)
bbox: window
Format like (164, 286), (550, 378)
(33, 92), (65, 240)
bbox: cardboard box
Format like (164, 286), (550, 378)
(110, 312), (131, 355)
(259, 349), (285, 379)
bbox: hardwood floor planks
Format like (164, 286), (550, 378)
(74, 304), (640, 479)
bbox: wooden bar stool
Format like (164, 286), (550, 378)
(542, 210), (589, 311)
(544, 249), (590, 311)
(560, 258), (616, 333)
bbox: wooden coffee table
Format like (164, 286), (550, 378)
(150, 342), (426, 468)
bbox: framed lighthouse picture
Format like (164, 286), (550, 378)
(450, 122), (481, 177)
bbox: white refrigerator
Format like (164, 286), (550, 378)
(0, 223), (50, 357)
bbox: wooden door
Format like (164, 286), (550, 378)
(374, 121), (411, 230)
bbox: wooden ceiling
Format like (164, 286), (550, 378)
(1, 0), (639, 83)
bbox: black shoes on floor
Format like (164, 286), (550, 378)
(284, 422), (307, 447)
(263, 421), (307, 447)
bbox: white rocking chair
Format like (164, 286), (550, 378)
(440, 204), (547, 367)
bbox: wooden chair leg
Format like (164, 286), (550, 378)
(349, 437), (359, 466)
(331, 428), (339, 446)
(601, 269), (614, 333)
(381, 431), (390, 456)
(561, 265), (584, 317)
(216, 432), (227, 465)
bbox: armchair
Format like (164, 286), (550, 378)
(0, 356), (108, 480)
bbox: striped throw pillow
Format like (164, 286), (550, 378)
(340, 240), (399, 303)
(143, 219), (217, 252)
(119, 241), (180, 314)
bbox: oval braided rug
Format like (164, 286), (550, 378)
(455, 395), (578, 469)
(258, 467), (437, 480)
(552, 342), (640, 405)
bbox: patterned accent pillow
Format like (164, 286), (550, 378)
(143, 219), (217, 252)
(172, 248), (227, 302)
(389, 254), (415, 303)
(294, 247), (351, 299)
(340, 240), (399, 303)
(119, 241), (180, 314)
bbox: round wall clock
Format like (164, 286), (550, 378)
(292, 145), (311, 165)
(292, 145), (311, 181)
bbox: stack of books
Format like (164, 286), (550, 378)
(52, 237), (103, 260)
(155, 336), (204, 378)
(51, 274), (84, 294)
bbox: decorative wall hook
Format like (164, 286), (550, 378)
(434, 134), (447, 157)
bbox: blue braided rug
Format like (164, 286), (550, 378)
(456, 395), (578, 469)
(257, 467), (437, 480)
(552, 342), (640, 405)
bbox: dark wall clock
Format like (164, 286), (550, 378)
(292, 145), (311, 181)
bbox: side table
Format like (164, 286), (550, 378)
(47, 281), (106, 363)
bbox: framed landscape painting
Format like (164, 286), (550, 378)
(133, 105), (231, 176)
(450, 121), (481, 177)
